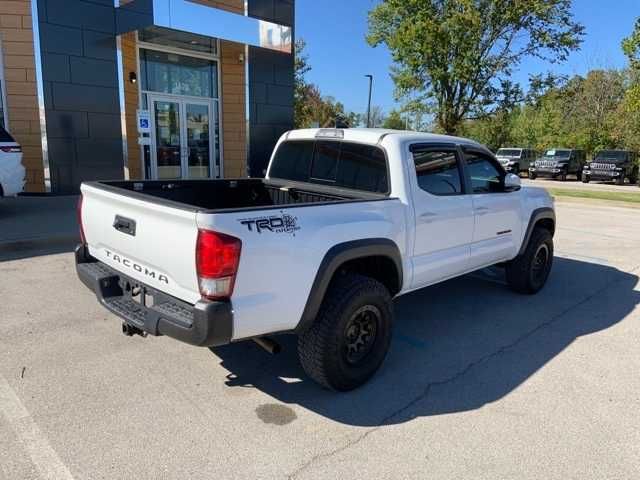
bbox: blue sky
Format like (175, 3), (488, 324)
(295, 0), (638, 115)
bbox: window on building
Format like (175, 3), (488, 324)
(140, 49), (218, 98)
(412, 149), (463, 196)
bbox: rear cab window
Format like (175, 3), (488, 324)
(269, 139), (389, 194)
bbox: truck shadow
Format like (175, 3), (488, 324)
(209, 257), (639, 427)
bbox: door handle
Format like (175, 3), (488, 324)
(474, 207), (490, 216)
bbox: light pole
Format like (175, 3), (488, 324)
(365, 75), (373, 128)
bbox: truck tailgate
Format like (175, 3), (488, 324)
(80, 184), (200, 304)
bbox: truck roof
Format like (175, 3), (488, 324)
(285, 128), (483, 149)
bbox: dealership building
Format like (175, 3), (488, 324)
(0, 0), (294, 193)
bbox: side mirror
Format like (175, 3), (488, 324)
(504, 173), (521, 192)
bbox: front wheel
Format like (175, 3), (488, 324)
(559, 167), (568, 181)
(297, 273), (393, 391)
(506, 228), (554, 294)
(582, 176), (590, 183)
(576, 170), (583, 182)
(529, 172), (537, 180)
(616, 174), (625, 185)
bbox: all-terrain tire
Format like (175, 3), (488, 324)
(506, 227), (554, 295)
(297, 273), (393, 391)
(582, 177), (590, 183)
(529, 172), (537, 180)
(616, 174), (625, 185)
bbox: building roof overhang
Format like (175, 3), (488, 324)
(116, 0), (292, 54)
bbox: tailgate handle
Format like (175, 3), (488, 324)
(113, 215), (136, 236)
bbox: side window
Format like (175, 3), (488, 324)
(465, 152), (505, 194)
(412, 149), (463, 196)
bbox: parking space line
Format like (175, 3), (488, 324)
(0, 374), (75, 480)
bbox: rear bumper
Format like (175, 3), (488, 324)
(75, 245), (233, 347)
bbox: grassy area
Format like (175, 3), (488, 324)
(547, 188), (640, 205)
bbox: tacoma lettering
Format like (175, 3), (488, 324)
(105, 250), (168, 284)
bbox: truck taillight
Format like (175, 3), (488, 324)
(77, 195), (86, 244)
(196, 229), (241, 301)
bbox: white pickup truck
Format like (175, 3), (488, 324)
(76, 128), (555, 391)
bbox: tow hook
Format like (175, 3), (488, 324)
(122, 322), (147, 338)
(253, 337), (281, 354)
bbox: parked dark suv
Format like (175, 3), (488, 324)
(529, 149), (586, 181)
(582, 150), (638, 185)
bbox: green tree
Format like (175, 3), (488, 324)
(293, 39), (313, 128)
(622, 18), (640, 70)
(382, 109), (406, 129)
(622, 18), (640, 115)
(367, 0), (584, 135)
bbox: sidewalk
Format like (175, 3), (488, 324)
(0, 195), (79, 260)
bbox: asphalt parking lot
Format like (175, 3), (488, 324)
(1, 199), (639, 479)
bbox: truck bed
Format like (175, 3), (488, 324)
(89, 178), (382, 213)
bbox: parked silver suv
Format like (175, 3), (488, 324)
(496, 148), (536, 175)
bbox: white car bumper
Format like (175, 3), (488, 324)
(0, 160), (26, 196)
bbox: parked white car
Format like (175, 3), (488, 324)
(0, 126), (25, 197)
(77, 128), (556, 391)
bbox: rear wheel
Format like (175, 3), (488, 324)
(297, 273), (393, 391)
(506, 228), (554, 295)
(629, 168), (638, 185)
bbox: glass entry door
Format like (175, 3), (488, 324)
(149, 95), (217, 180)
